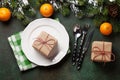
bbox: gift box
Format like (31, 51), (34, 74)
(91, 41), (115, 62)
(32, 31), (58, 59)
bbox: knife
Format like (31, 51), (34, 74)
(77, 28), (95, 70)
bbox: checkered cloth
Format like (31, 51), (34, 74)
(8, 32), (37, 71)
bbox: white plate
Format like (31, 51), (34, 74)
(21, 18), (69, 66)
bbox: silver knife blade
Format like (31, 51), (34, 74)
(82, 28), (95, 53)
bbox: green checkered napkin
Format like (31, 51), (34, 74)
(8, 32), (37, 71)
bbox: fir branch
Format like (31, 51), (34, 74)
(78, 0), (86, 6)
(10, 0), (18, 9)
(12, 11), (24, 20)
(116, 0), (120, 6)
(1, 0), (120, 32)
(93, 15), (108, 27)
(22, 16), (31, 26)
(22, 4), (36, 17)
(101, 6), (109, 16)
(28, 0), (44, 8)
(109, 17), (120, 32)
(59, 3), (70, 16)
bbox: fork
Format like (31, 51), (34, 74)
(72, 24), (82, 65)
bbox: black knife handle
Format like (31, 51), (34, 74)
(77, 51), (85, 70)
(72, 42), (77, 65)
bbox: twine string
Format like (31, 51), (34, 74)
(35, 34), (55, 51)
(92, 42), (115, 63)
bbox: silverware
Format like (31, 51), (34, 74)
(77, 27), (95, 70)
(72, 24), (82, 65)
(76, 24), (90, 62)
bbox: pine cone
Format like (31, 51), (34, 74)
(108, 4), (119, 18)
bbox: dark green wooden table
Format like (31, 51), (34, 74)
(1, 4), (120, 80)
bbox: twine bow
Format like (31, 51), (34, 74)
(35, 34), (55, 51)
(92, 42), (115, 63)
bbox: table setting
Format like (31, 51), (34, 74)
(1, 0), (120, 80)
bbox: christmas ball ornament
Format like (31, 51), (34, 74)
(40, 3), (54, 17)
(0, 7), (11, 21)
(100, 22), (112, 36)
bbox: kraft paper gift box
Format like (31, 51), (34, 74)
(91, 41), (115, 62)
(32, 31), (58, 59)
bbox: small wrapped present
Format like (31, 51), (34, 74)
(32, 31), (58, 59)
(91, 41), (115, 62)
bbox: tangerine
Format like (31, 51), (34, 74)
(100, 22), (112, 36)
(0, 7), (11, 21)
(40, 3), (54, 17)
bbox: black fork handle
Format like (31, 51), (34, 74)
(72, 42), (77, 65)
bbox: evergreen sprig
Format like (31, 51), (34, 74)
(1, 0), (120, 32)
(0, 0), (36, 25)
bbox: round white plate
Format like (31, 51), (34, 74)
(21, 18), (69, 66)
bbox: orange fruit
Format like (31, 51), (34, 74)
(0, 7), (11, 21)
(40, 3), (54, 17)
(100, 22), (112, 36)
